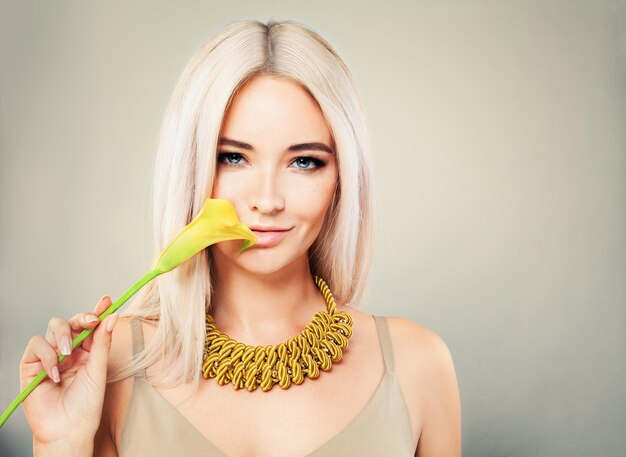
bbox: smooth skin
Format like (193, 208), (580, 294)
(21, 74), (461, 456)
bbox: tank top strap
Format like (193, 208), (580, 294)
(373, 315), (395, 374)
(130, 317), (147, 379)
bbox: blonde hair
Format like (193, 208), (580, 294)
(107, 18), (377, 397)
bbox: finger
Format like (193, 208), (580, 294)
(20, 335), (63, 384)
(68, 295), (112, 333)
(65, 295), (113, 352)
(78, 326), (99, 353)
(80, 333), (95, 353)
(94, 295), (113, 316)
(68, 312), (102, 333)
(79, 295), (114, 352)
(44, 317), (72, 356)
(84, 313), (119, 390)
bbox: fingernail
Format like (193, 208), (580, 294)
(107, 313), (119, 332)
(51, 366), (60, 383)
(61, 335), (72, 355)
(85, 314), (99, 323)
(99, 295), (108, 302)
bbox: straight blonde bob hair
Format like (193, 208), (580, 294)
(108, 18), (377, 396)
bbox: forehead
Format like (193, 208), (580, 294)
(220, 75), (333, 149)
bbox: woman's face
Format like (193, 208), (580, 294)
(210, 74), (338, 276)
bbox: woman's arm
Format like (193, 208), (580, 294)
(389, 316), (461, 457)
(412, 326), (461, 457)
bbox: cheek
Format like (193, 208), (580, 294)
(292, 178), (336, 230)
(210, 171), (253, 221)
(211, 172), (237, 200)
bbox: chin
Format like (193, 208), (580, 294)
(212, 241), (308, 276)
(245, 245), (302, 267)
(236, 256), (300, 277)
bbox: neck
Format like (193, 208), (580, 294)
(209, 256), (327, 346)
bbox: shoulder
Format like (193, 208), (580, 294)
(106, 315), (159, 374)
(385, 315), (461, 456)
(386, 316), (456, 379)
(107, 316), (135, 372)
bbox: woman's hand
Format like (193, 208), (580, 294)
(19, 295), (119, 449)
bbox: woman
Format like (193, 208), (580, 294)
(20, 18), (461, 456)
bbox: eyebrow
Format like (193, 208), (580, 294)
(218, 137), (335, 154)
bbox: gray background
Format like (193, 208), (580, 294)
(1, 1), (624, 456)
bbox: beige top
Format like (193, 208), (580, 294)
(119, 315), (415, 456)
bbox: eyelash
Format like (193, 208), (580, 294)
(216, 152), (327, 173)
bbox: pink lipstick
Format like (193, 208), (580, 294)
(249, 226), (293, 248)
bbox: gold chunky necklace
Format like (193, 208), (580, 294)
(201, 275), (353, 392)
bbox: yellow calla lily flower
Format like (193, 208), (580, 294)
(0, 198), (256, 427)
(153, 198), (257, 274)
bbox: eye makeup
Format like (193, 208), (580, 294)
(216, 152), (327, 173)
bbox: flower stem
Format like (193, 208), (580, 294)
(0, 269), (161, 428)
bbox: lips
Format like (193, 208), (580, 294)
(249, 225), (291, 232)
(250, 227), (292, 247)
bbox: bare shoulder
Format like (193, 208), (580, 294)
(385, 316), (462, 457)
(106, 315), (159, 374)
(385, 316), (456, 378)
(107, 315), (136, 372)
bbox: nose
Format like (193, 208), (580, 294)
(247, 166), (285, 215)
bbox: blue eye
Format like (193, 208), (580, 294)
(216, 152), (326, 173)
(293, 157), (325, 170)
(218, 153), (243, 166)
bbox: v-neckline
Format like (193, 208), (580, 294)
(136, 370), (392, 456)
